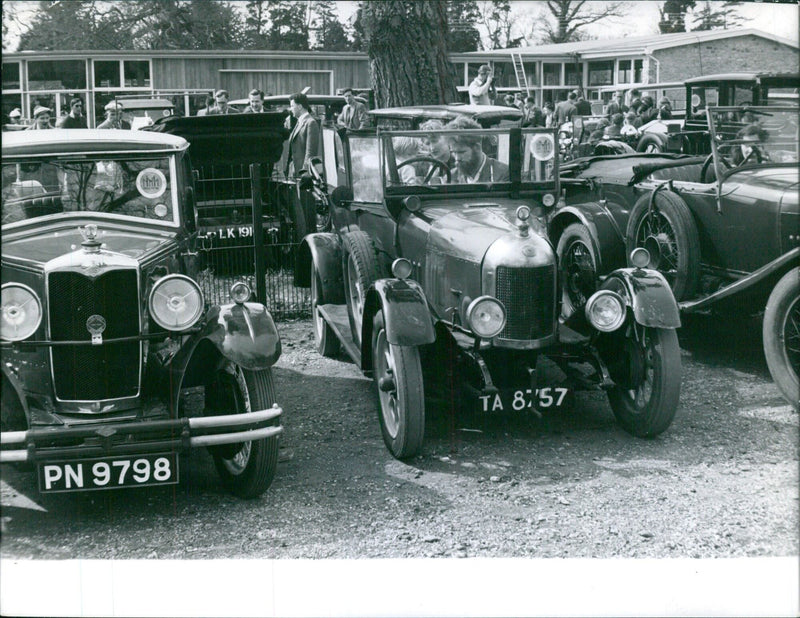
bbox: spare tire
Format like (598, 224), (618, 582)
(625, 190), (701, 302)
(637, 133), (665, 153)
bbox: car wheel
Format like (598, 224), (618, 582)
(625, 190), (701, 302)
(604, 325), (681, 437)
(557, 223), (599, 319)
(763, 268), (800, 408)
(311, 259), (340, 358)
(372, 310), (425, 459)
(342, 231), (386, 347)
(636, 133), (664, 153)
(208, 362), (279, 499)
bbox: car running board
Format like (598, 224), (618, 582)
(318, 304), (362, 369)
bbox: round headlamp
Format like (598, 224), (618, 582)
(230, 281), (252, 304)
(391, 258), (413, 280)
(542, 193), (556, 207)
(1, 283), (43, 342)
(466, 296), (506, 339)
(148, 274), (204, 331)
(630, 247), (651, 269)
(585, 290), (626, 332)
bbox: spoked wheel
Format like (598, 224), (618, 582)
(371, 310), (425, 459)
(311, 260), (340, 357)
(342, 231), (385, 346)
(603, 324), (681, 437)
(207, 362), (279, 498)
(763, 268), (800, 407)
(556, 223), (599, 318)
(626, 191), (701, 301)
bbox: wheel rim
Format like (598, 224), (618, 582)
(346, 253), (365, 335)
(374, 328), (400, 439)
(645, 143), (661, 153)
(563, 237), (596, 309)
(782, 295), (800, 379)
(220, 367), (251, 475)
(622, 330), (655, 413)
(636, 211), (679, 286)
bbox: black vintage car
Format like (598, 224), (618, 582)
(1, 129), (283, 498)
(295, 114), (683, 459)
(553, 106), (799, 406)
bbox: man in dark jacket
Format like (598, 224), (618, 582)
(56, 97), (87, 129)
(521, 96), (543, 127)
(554, 92), (577, 127)
(575, 91), (592, 116)
(285, 92), (321, 177)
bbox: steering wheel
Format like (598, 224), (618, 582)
(739, 145), (764, 166)
(700, 152), (732, 184)
(396, 156), (451, 184)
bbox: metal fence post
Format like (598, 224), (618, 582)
(250, 163), (266, 305)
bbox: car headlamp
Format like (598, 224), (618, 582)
(466, 296), (506, 339)
(230, 281), (252, 304)
(148, 274), (204, 331)
(1, 283), (43, 342)
(391, 258), (413, 280)
(630, 247), (651, 269)
(584, 290), (626, 332)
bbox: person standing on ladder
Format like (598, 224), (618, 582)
(469, 65), (494, 106)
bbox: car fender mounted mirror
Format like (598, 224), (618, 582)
(331, 185), (353, 207)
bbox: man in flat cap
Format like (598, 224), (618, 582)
(97, 101), (131, 129)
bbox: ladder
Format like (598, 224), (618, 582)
(512, 52), (530, 95)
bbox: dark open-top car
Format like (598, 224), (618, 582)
(554, 105), (799, 405)
(295, 118), (683, 459)
(1, 129), (284, 498)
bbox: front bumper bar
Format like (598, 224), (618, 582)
(0, 406), (283, 463)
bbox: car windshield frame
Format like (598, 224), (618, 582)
(2, 151), (181, 228)
(707, 105), (799, 177)
(378, 127), (558, 198)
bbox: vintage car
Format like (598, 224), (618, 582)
(369, 103), (522, 130)
(636, 72), (799, 154)
(0, 129), (283, 498)
(113, 97), (177, 130)
(295, 118), (684, 459)
(553, 105), (799, 405)
(230, 93), (370, 126)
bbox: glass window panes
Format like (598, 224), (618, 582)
(123, 61), (150, 88)
(491, 62), (513, 88)
(588, 61), (613, 86)
(29, 60), (86, 91)
(634, 60), (643, 83)
(3, 62), (21, 90)
(349, 136), (381, 202)
(618, 60), (631, 84)
(543, 64), (561, 86)
(565, 64), (581, 86)
(94, 61), (120, 88)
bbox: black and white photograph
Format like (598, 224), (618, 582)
(1, 1), (798, 616)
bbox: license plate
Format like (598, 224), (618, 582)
(37, 453), (179, 493)
(477, 387), (571, 413)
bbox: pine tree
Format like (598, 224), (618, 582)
(311, 0), (352, 51)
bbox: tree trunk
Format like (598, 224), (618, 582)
(361, 1), (457, 107)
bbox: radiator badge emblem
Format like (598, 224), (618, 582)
(86, 314), (107, 345)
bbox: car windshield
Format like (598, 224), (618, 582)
(708, 106), (799, 167)
(380, 128), (557, 191)
(2, 154), (178, 226)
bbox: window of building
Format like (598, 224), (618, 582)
(618, 60), (632, 84)
(94, 60), (121, 88)
(522, 63), (537, 87)
(124, 61), (150, 87)
(94, 60), (151, 90)
(565, 63), (581, 87)
(29, 60), (87, 91)
(3, 62), (21, 90)
(588, 61), (614, 86)
(634, 59), (643, 83)
(543, 63), (561, 86)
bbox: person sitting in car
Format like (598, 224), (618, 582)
(418, 119), (453, 183)
(733, 123), (769, 165)
(445, 116), (509, 184)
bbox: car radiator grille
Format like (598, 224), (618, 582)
(48, 270), (140, 401)
(496, 265), (555, 341)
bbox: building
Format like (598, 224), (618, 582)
(3, 28), (797, 126)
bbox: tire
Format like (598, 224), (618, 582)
(311, 259), (340, 358)
(605, 326), (682, 437)
(372, 310), (425, 459)
(763, 268), (800, 408)
(637, 133), (665, 153)
(556, 223), (599, 319)
(208, 363), (279, 499)
(342, 231), (386, 347)
(625, 191), (701, 301)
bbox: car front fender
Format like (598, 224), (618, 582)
(295, 233), (344, 304)
(602, 268), (681, 329)
(549, 201), (626, 274)
(361, 279), (436, 370)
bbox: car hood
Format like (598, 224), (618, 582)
(2, 217), (179, 270)
(425, 199), (544, 262)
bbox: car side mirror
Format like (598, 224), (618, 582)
(331, 185), (353, 208)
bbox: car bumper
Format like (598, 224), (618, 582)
(0, 406), (283, 463)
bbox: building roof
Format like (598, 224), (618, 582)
(465, 28), (798, 59)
